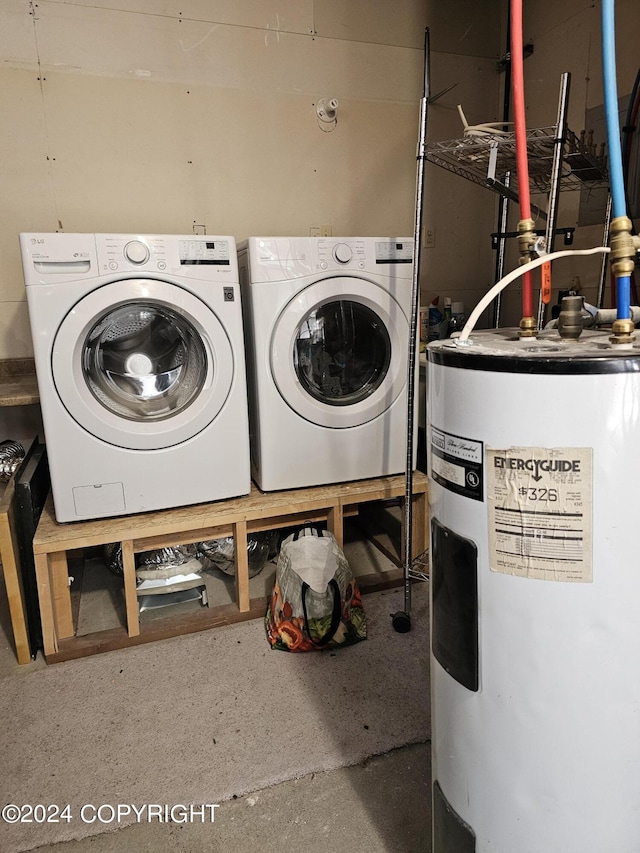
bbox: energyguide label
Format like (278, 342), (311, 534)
(487, 446), (593, 583)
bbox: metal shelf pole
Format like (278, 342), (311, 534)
(537, 72), (571, 328)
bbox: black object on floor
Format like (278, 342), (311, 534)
(14, 439), (50, 657)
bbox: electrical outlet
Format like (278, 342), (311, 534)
(423, 226), (435, 248)
(309, 225), (333, 237)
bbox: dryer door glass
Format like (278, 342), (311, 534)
(294, 300), (391, 406)
(82, 303), (208, 421)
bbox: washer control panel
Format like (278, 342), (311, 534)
(124, 240), (150, 265)
(97, 235), (167, 273)
(317, 238), (366, 270)
(93, 235), (235, 276)
(20, 233), (239, 282)
(332, 242), (353, 264)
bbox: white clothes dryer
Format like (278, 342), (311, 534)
(238, 236), (417, 491)
(20, 233), (251, 522)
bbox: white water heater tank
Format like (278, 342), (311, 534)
(428, 328), (640, 853)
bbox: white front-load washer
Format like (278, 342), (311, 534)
(20, 233), (251, 522)
(238, 236), (417, 491)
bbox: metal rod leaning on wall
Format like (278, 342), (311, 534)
(492, 9), (512, 329)
(392, 27), (430, 633)
(597, 193), (613, 309)
(492, 172), (511, 327)
(537, 72), (571, 329)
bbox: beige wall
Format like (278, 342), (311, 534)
(0, 0), (502, 359)
(5, 1), (637, 351)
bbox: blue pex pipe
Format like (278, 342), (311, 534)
(602, 0), (626, 218)
(602, 0), (631, 319)
(617, 274), (632, 319)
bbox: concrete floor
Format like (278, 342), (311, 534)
(28, 743), (432, 852)
(0, 515), (432, 853)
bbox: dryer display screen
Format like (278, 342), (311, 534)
(293, 300), (391, 406)
(82, 304), (208, 421)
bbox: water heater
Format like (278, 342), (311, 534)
(428, 328), (640, 852)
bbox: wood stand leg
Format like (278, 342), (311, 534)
(34, 552), (58, 656)
(121, 540), (140, 637)
(233, 519), (250, 612)
(411, 491), (428, 558)
(327, 504), (344, 547)
(49, 551), (74, 639)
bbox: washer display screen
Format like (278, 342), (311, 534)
(293, 300), (391, 406)
(82, 303), (208, 421)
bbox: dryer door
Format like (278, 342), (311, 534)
(270, 277), (408, 428)
(52, 279), (234, 450)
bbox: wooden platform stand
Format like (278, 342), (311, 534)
(32, 472), (429, 664)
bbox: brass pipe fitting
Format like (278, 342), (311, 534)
(517, 218), (538, 338)
(610, 216), (636, 278)
(608, 216), (637, 345)
(557, 294), (584, 340)
(610, 318), (635, 346)
(517, 218), (536, 263)
(519, 315), (536, 337)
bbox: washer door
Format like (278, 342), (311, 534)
(270, 277), (408, 428)
(52, 279), (234, 450)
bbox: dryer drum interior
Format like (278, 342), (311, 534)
(82, 302), (208, 420)
(293, 299), (392, 406)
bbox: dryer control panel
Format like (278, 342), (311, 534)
(244, 236), (414, 282)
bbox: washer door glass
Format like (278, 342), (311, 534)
(294, 301), (391, 406)
(269, 277), (408, 429)
(83, 304), (207, 421)
(52, 278), (236, 450)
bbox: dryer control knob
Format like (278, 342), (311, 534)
(333, 243), (352, 264)
(124, 240), (150, 265)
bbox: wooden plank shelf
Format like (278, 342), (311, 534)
(32, 472), (429, 664)
(0, 359), (39, 407)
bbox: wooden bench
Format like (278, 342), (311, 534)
(32, 472), (429, 663)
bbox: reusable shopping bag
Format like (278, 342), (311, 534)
(265, 526), (367, 652)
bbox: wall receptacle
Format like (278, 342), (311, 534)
(310, 225), (333, 237)
(423, 226), (435, 248)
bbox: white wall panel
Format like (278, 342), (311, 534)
(27, 74), (420, 238)
(31, 2), (422, 102)
(0, 70), (57, 304)
(0, 0), (39, 68)
(43, 0), (314, 34)
(314, 0), (428, 49)
(314, 0), (502, 57)
(0, 302), (32, 361)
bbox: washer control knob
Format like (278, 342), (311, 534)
(333, 243), (352, 264)
(124, 240), (150, 264)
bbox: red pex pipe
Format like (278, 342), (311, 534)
(510, 0), (534, 319)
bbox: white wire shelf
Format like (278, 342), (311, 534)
(425, 126), (608, 195)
